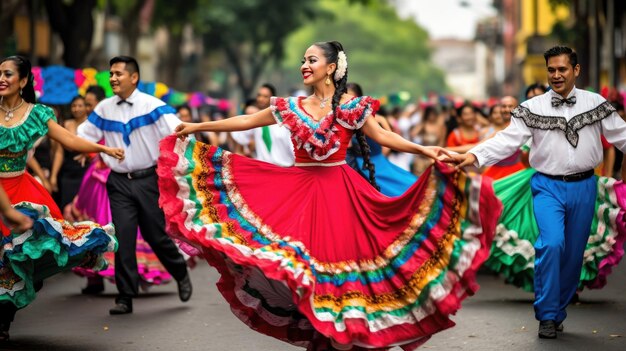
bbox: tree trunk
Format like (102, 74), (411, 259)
(572, 0), (591, 88)
(223, 44), (253, 100)
(163, 31), (184, 87)
(0, 0), (23, 57)
(45, 0), (96, 68)
(26, 0), (36, 64)
(123, 0), (147, 58)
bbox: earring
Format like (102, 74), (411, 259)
(20, 88), (23, 95)
(325, 75), (331, 86)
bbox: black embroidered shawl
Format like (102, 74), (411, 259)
(511, 101), (616, 147)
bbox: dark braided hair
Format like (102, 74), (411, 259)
(315, 41), (379, 191)
(1, 55), (37, 103)
(346, 83), (379, 191)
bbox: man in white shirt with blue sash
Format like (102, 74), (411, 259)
(450, 46), (626, 339)
(78, 56), (192, 315)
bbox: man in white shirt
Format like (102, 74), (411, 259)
(450, 46), (626, 339)
(231, 83), (294, 167)
(78, 56), (192, 315)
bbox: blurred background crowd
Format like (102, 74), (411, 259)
(3, 0), (626, 219)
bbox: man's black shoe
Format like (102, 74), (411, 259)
(0, 330), (8, 343)
(0, 322), (10, 342)
(556, 322), (564, 332)
(109, 301), (133, 315)
(178, 274), (192, 302)
(82, 283), (105, 295)
(538, 320), (557, 339)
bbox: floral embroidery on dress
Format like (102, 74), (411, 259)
(270, 96), (379, 161)
(512, 101), (616, 147)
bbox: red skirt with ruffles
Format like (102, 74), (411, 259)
(157, 135), (502, 350)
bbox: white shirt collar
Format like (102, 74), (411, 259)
(549, 86), (577, 100)
(114, 88), (140, 104)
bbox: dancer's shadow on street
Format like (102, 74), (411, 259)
(1, 337), (107, 351)
(469, 298), (615, 305)
(71, 291), (177, 299)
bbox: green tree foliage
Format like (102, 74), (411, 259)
(278, 0), (447, 99)
(197, 0), (326, 99)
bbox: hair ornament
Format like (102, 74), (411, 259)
(334, 51), (347, 81)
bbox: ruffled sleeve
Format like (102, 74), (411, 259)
(335, 96), (380, 130)
(0, 104), (56, 153)
(269, 96), (291, 125)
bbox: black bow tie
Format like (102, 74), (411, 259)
(551, 96), (576, 107)
(117, 99), (133, 106)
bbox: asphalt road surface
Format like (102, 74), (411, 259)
(4, 258), (626, 351)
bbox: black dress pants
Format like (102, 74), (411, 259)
(106, 171), (187, 302)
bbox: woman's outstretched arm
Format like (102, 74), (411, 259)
(47, 120), (125, 160)
(175, 108), (276, 138)
(361, 116), (450, 161)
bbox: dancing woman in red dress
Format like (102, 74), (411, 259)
(158, 41), (502, 350)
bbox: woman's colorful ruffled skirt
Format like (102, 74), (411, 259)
(1, 201), (117, 308)
(484, 168), (626, 292)
(71, 159), (173, 286)
(157, 135), (502, 350)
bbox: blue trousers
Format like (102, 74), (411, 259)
(531, 173), (596, 322)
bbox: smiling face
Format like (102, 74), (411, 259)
(256, 86), (272, 109)
(84, 92), (99, 115)
(300, 45), (335, 86)
(0, 60), (26, 99)
(500, 96), (518, 122)
(70, 98), (86, 119)
(459, 106), (477, 127)
(489, 105), (504, 126)
(178, 107), (192, 122)
(547, 54), (579, 97)
(109, 62), (138, 99)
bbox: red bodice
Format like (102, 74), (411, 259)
(270, 96), (379, 164)
(292, 123), (353, 164)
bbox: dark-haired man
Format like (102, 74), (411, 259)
(449, 46), (626, 339)
(78, 56), (191, 315)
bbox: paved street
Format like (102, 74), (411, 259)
(4, 258), (626, 351)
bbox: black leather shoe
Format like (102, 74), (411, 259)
(177, 274), (192, 302)
(0, 330), (8, 343)
(538, 320), (557, 339)
(556, 322), (564, 332)
(0, 322), (10, 342)
(109, 301), (133, 315)
(81, 283), (105, 295)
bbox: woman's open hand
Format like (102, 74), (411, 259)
(175, 122), (198, 140)
(105, 147), (125, 160)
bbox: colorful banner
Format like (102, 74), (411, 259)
(34, 65), (231, 110)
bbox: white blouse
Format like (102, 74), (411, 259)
(470, 88), (626, 175)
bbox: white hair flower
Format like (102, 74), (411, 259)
(334, 51), (347, 81)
